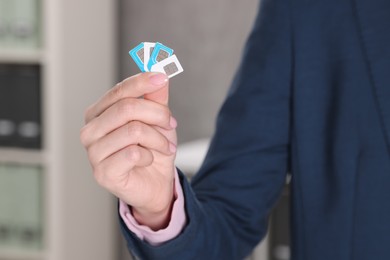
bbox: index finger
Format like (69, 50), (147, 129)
(84, 72), (168, 124)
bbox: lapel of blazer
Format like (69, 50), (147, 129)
(353, 0), (390, 154)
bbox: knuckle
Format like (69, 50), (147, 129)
(86, 143), (99, 164)
(127, 121), (144, 138)
(111, 81), (124, 100)
(157, 107), (171, 124)
(126, 146), (141, 162)
(117, 98), (138, 116)
(83, 105), (94, 124)
(79, 125), (90, 146)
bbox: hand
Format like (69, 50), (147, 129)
(80, 72), (177, 230)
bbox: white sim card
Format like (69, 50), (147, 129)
(143, 42), (156, 72)
(150, 54), (183, 78)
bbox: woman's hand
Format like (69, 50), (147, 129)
(80, 72), (177, 230)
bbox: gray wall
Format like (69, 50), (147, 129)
(119, 0), (259, 143)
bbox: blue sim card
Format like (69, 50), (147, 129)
(147, 42), (174, 71)
(129, 42), (146, 72)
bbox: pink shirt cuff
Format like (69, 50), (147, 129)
(119, 169), (186, 246)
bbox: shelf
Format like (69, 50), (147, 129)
(0, 0), (118, 259)
(0, 249), (45, 260)
(0, 148), (45, 165)
(0, 49), (43, 64)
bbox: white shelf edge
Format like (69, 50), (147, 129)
(0, 49), (44, 64)
(0, 148), (45, 165)
(0, 249), (45, 260)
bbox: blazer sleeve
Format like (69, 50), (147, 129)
(120, 0), (293, 258)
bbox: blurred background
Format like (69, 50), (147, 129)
(0, 0), (290, 259)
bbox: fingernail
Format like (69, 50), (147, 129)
(170, 116), (178, 128)
(149, 73), (168, 86)
(169, 142), (177, 153)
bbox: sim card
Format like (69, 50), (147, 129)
(143, 42), (156, 72)
(129, 42), (183, 78)
(147, 42), (174, 71)
(129, 42), (147, 72)
(151, 54), (183, 78)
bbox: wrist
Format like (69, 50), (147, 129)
(132, 188), (176, 231)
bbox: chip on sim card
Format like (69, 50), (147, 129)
(151, 54), (183, 78)
(147, 42), (174, 71)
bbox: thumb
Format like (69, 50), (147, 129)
(144, 74), (170, 106)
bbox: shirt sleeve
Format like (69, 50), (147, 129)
(119, 169), (186, 246)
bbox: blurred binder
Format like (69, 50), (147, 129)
(9, 0), (40, 49)
(0, 64), (17, 147)
(14, 64), (42, 149)
(0, 0), (10, 46)
(11, 164), (43, 249)
(0, 64), (41, 149)
(0, 164), (14, 250)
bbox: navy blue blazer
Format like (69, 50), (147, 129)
(120, 0), (390, 259)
